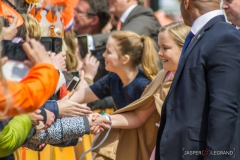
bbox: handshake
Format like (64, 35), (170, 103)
(87, 113), (111, 135)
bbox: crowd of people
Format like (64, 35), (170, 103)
(0, 0), (240, 160)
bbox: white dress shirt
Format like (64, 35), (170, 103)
(191, 10), (223, 35)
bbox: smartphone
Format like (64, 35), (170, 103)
(40, 37), (62, 54)
(52, 37), (62, 54)
(68, 71), (79, 78)
(40, 37), (52, 52)
(77, 35), (89, 59)
(66, 76), (80, 91)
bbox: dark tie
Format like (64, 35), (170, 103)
(179, 31), (195, 62)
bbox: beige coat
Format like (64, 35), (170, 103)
(94, 70), (172, 160)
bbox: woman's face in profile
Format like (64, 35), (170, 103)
(103, 37), (124, 73)
(158, 31), (182, 72)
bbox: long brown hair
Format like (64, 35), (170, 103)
(110, 31), (160, 80)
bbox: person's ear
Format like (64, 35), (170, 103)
(184, 0), (190, 9)
(122, 54), (130, 65)
(90, 16), (99, 26)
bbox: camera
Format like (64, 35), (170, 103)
(77, 35), (89, 59)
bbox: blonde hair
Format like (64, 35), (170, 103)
(159, 21), (190, 47)
(22, 14), (41, 40)
(64, 30), (79, 71)
(110, 31), (160, 80)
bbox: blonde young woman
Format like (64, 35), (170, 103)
(91, 22), (190, 160)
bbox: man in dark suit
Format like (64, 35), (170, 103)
(155, 0), (240, 160)
(92, 0), (160, 49)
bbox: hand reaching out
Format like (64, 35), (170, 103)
(59, 101), (92, 117)
(58, 91), (92, 117)
(88, 113), (111, 135)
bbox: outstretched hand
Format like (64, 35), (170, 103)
(88, 113), (111, 135)
(58, 91), (92, 117)
(57, 100), (92, 117)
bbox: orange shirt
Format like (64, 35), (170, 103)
(0, 63), (59, 117)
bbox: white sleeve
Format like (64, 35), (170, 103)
(55, 70), (66, 93)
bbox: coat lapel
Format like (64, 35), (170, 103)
(121, 6), (139, 29)
(167, 15), (226, 97)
